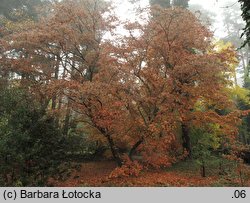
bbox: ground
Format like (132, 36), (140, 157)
(49, 160), (250, 187)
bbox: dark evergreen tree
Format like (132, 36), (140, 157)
(238, 0), (250, 46)
(238, 0), (250, 92)
(149, 0), (171, 8)
(149, 0), (189, 9)
(0, 87), (68, 186)
(173, 0), (189, 8)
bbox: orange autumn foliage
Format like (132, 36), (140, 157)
(109, 156), (143, 178)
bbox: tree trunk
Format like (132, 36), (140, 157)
(52, 57), (60, 110)
(129, 137), (144, 161)
(106, 134), (123, 167)
(91, 115), (123, 166)
(200, 163), (206, 177)
(181, 123), (191, 158)
(245, 43), (250, 85)
(63, 102), (71, 136)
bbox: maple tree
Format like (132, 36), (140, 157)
(110, 6), (247, 164)
(1, 0), (128, 166)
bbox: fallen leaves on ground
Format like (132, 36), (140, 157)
(49, 161), (220, 187)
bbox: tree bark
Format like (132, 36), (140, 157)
(91, 116), (123, 166)
(129, 137), (144, 161)
(63, 102), (71, 136)
(106, 134), (123, 167)
(200, 164), (206, 177)
(181, 123), (191, 158)
(52, 56), (60, 110)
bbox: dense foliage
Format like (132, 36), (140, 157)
(238, 0), (250, 46)
(0, 87), (64, 186)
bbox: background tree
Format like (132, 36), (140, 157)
(218, 2), (250, 146)
(188, 4), (216, 28)
(149, 0), (171, 8)
(149, 0), (189, 8)
(221, 2), (248, 85)
(238, 0), (250, 46)
(0, 0), (52, 21)
(173, 0), (189, 8)
(238, 0), (250, 90)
